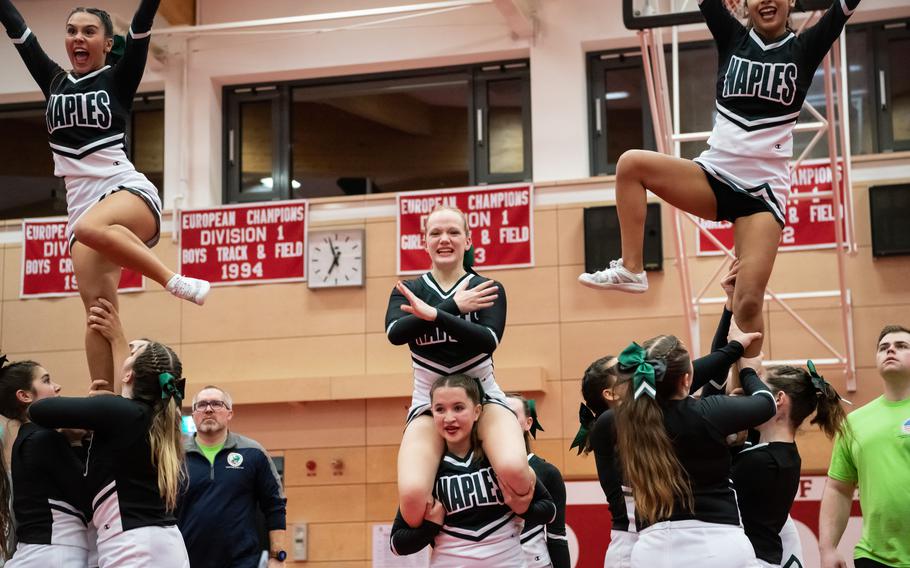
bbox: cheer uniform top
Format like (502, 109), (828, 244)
(390, 448), (556, 567)
(386, 272), (508, 421)
(28, 396), (179, 543)
(693, 0), (860, 225)
(8, 422), (90, 564)
(1, 0), (163, 247)
(521, 454), (569, 568)
(732, 441), (802, 566)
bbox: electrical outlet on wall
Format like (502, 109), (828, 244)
(293, 523), (308, 561)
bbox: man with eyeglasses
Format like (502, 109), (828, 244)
(177, 385), (288, 568)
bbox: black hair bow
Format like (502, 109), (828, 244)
(569, 403), (596, 455)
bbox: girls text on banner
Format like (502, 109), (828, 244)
(397, 184), (534, 274)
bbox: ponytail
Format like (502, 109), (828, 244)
(569, 356), (619, 455)
(766, 361), (847, 440)
(130, 342), (186, 512)
(615, 336), (693, 525)
(0, 355), (41, 557)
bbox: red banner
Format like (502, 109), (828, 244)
(178, 200), (308, 286)
(21, 219), (143, 299)
(396, 184), (534, 274)
(697, 159), (847, 255)
(564, 477), (861, 568)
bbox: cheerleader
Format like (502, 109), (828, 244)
(731, 363), (846, 567)
(28, 339), (189, 568)
(0, 357), (88, 567)
(580, 0), (862, 360)
(505, 394), (569, 568)
(584, 291), (758, 567)
(613, 335), (776, 567)
(0, 0), (210, 392)
(390, 374), (557, 567)
(386, 206), (535, 528)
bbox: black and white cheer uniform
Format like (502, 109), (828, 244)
(1, 0), (163, 248)
(386, 271), (508, 422)
(693, 0), (860, 225)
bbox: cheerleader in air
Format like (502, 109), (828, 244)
(579, 0), (862, 360)
(505, 394), (569, 568)
(0, 0), (210, 391)
(390, 374), (556, 567)
(386, 206), (535, 529)
(0, 357), (89, 567)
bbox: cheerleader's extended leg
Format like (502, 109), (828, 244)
(398, 413), (446, 528)
(71, 243), (121, 391)
(731, 212), (781, 358)
(579, 150), (716, 292)
(72, 190), (209, 305)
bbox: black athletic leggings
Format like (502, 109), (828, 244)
(854, 558), (897, 568)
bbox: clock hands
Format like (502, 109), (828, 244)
(326, 237), (341, 274)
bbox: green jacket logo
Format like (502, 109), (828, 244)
(227, 452), (244, 468)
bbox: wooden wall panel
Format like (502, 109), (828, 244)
(4, 171), (909, 566)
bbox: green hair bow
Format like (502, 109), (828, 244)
(569, 403), (596, 455)
(158, 372), (186, 406)
(463, 245), (476, 272)
(527, 399), (544, 439)
(617, 342), (667, 400)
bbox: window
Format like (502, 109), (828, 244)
(0, 103), (64, 220)
(129, 93), (166, 196)
(588, 18), (910, 174)
(0, 93), (165, 221)
(588, 50), (656, 175)
(874, 20), (910, 152)
(223, 62), (531, 203)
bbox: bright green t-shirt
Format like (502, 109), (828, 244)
(197, 440), (225, 466)
(828, 395), (910, 567)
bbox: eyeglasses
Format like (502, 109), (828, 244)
(193, 400), (229, 412)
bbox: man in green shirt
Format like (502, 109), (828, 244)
(820, 324), (910, 568)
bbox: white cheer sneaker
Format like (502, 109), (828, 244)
(578, 259), (648, 293)
(166, 275), (211, 305)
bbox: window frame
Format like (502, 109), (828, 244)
(222, 60), (531, 204)
(871, 19), (910, 153)
(0, 92), (164, 220)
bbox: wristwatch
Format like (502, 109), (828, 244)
(271, 550), (287, 562)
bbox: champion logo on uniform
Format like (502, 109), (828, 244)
(227, 452), (244, 468)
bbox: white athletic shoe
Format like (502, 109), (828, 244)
(166, 275), (211, 305)
(578, 259), (649, 293)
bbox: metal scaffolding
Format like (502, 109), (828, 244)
(637, 14), (858, 389)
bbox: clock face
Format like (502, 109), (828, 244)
(307, 229), (365, 288)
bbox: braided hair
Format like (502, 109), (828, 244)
(129, 342), (185, 512)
